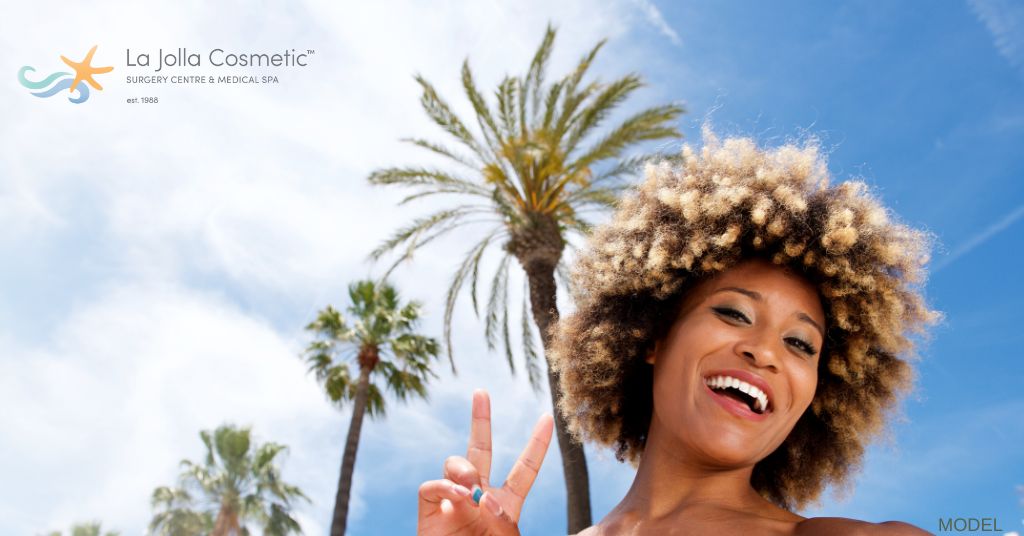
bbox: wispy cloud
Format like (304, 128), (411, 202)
(934, 203), (1024, 270)
(631, 0), (682, 46)
(968, 0), (1024, 78)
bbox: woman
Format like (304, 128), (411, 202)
(417, 131), (940, 535)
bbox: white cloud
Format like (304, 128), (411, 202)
(968, 0), (1024, 78)
(631, 0), (682, 46)
(0, 282), (335, 534)
(934, 202), (1024, 271)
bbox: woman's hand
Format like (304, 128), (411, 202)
(418, 389), (555, 535)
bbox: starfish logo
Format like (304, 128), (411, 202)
(18, 45), (114, 104)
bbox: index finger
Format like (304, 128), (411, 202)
(467, 389), (492, 486)
(501, 413), (554, 506)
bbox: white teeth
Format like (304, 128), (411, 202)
(756, 393), (768, 412)
(704, 375), (770, 413)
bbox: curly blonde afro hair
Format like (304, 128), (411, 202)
(548, 130), (941, 511)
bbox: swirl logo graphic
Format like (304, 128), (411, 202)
(18, 45), (113, 104)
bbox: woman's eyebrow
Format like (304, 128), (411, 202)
(796, 312), (824, 338)
(712, 287), (824, 337)
(713, 286), (762, 301)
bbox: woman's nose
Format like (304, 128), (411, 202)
(735, 334), (780, 370)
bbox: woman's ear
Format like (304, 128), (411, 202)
(645, 340), (661, 365)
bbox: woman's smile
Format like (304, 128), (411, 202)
(702, 370), (774, 422)
(703, 369), (775, 415)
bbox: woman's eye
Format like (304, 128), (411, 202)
(786, 337), (817, 356)
(712, 307), (749, 323)
(713, 307), (818, 356)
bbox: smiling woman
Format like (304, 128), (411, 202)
(416, 130), (942, 535)
(547, 130), (942, 534)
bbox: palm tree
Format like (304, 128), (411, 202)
(303, 279), (441, 536)
(41, 521), (120, 536)
(368, 23), (684, 532)
(148, 424), (307, 536)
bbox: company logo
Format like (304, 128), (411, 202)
(18, 45), (113, 104)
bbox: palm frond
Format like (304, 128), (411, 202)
(397, 188), (495, 207)
(520, 286), (543, 391)
(443, 228), (503, 371)
(381, 361), (430, 403)
(380, 216), (500, 282)
(564, 216), (596, 236)
(590, 154), (650, 184)
(199, 430), (215, 468)
(461, 59), (503, 156)
(252, 443), (287, 474)
(567, 103), (684, 174)
(553, 80), (600, 142)
(264, 503), (303, 536)
(564, 74), (643, 155)
(485, 254), (512, 352)
(551, 36), (606, 137)
(469, 228), (507, 316)
(561, 39), (606, 110)
(525, 24), (556, 124)
(401, 138), (480, 169)
(367, 167), (489, 195)
(562, 186), (627, 209)
(500, 279), (515, 376)
(324, 364), (355, 404)
(496, 76), (518, 140)
(541, 80), (565, 132)
(366, 383), (386, 419)
(414, 74), (489, 162)
(304, 305), (353, 342)
(555, 259), (573, 295)
(388, 334), (440, 374)
(517, 77), (529, 138)
(369, 206), (478, 261)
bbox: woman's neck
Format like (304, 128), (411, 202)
(607, 425), (779, 528)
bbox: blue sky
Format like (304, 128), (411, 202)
(1, 0), (1021, 535)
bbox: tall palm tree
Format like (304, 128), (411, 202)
(149, 424), (307, 536)
(368, 23), (684, 532)
(303, 279), (441, 536)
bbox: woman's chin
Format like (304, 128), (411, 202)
(689, 432), (766, 468)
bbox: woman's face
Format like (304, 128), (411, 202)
(646, 258), (826, 468)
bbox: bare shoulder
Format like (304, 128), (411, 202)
(796, 517), (933, 536)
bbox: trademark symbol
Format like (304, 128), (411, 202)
(307, 49), (315, 55)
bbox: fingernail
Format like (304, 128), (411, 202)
(452, 484), (471, 497)
(471, 485), (483, 504)
(482, 493), (503, 517)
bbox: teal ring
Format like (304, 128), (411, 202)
(472, 487), (483, 504)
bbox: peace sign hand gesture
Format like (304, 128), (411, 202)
(418, 389), (555, 535)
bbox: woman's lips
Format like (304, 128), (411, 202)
(704, 383), (770, 422)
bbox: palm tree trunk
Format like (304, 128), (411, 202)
(211, 504), (240, 536)
(330, 361), (373, 536)
(522, 257), (592, 535)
